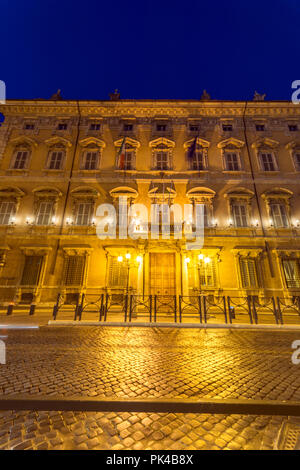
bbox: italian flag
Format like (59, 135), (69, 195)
(118, 138), (126, 169)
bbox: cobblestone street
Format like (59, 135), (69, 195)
(0, 326), (299, 450)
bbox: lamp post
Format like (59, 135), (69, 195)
(117, 253), (142, 295)
(185, 253), (211, 295)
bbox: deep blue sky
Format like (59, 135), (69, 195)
(1, 0), (299, 101)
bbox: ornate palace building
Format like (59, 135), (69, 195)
(0, 93), (299, 306)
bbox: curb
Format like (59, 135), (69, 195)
(0, 395), (300, 416)
(47, 320), (300, 331)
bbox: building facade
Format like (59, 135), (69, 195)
(0, 97), (299, 305)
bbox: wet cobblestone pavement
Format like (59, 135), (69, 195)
(0, 410), (286, 450)
(0, 326), (299, 450)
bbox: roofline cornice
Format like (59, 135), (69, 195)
(1, 99), (300, 118)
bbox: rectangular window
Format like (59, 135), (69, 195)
(13, 151), (28, 169)
(256, 124), (265, 131)
(83, 152), (97, 170)
(63, 256), (85, 286)
(124, 151), (134, 170)
(123, 124), (133, 132)
(75, 202), (94, 225)
(270, 203), (289, 228)
(108, 257), (128, 288)
(0, 202), (16, 225)
(155, 151), (169, 170)
(191, 151), (204, 170)
(36, 202), (53, 225)
(198, 258), (217, 287)
(194, 203), (210, 228)
(89, 123), (101, 131)
(49, 151), (63, 169)
(222, 124), (232, 132)
(189, 125), (199, 132)
(282, 259), (300, 288)
(260, 153), (276, 171)
(225, 153), (240, 171)
(231, 203), (248, 227)
(156, 124), (167, 132)
(288, 124), (298, 132)
(294, 153), (300, 170)
(24, 123), (35, 130)
(20, 255), (43, 286)
(57, 123), (67, 130)
(240, 258), (258, 288)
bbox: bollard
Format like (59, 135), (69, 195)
(6, 302), (14, 316)
(29, 303), (36, 316)
(229, 306), (235, 319)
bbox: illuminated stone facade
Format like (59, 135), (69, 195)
(0, 98), (299, 305)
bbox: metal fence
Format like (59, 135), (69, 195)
(1, 292), (300, 326)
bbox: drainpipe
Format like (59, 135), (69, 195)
(242, 102), (275, 277)
(50, 100), (81, 274)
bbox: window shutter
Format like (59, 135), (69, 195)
(21, 255), (43, 286)
(282, 259), (300, 288)
(63, 256), (85, 286)
(240, 258), (258, 288)
(108, 257), (127, 287)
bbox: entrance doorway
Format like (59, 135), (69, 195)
(149, 252), (176, 295)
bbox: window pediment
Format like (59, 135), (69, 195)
(186, 187), (215, 201)
(32, 187), (62, 200)
(114, 137), (140, 149)
(261, 188), (293, 201)
(224, 188), (254, 200)
(183, 138), (210, 150)
(79, 137), (106, 148)
(149, 137), (175, 149)
(251, 138), (279, 150)
(10, 136), (38, 148)
(44, 136), (72, 148)
(0, 186), (25, 200)
(217, 138), (244, 149)
(110, 186), (138, 199)
(71, 187), (99, 201)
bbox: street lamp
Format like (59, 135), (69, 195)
(186, 253), (211, 295)
(117, 253), (142, 294)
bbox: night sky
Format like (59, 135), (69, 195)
(1, 0), (299, 101)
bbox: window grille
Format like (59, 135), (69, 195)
(20, 255), (43, 286)
(63, 256), (85, 286)
(108, 257), (127, 287)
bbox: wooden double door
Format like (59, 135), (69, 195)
(149, 253), (176, 295)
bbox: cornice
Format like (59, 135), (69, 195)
(1, 100), (300, 118)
